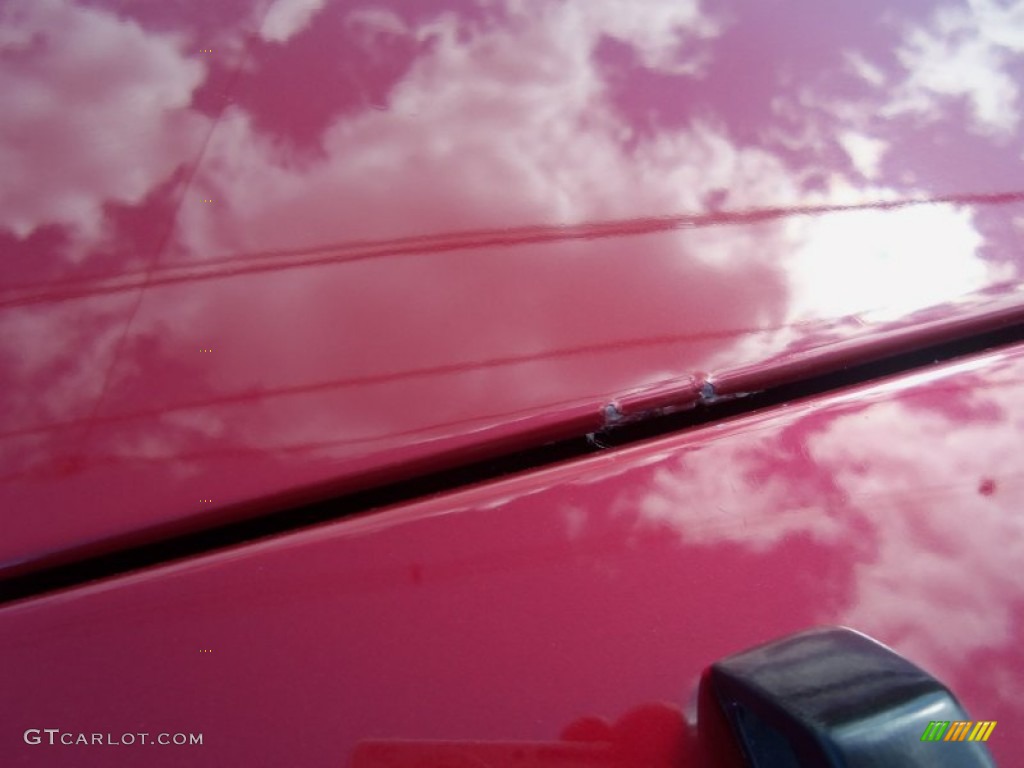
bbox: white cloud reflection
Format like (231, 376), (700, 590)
(882, 0), (1024, 138)
(172, 0), (734, 259)
(171, 0), (1016, 335)
(636, 425), (847, 554)
(0, 0), (208, 256)
(785, 200), (1010, 323)
(260, 0), (329, 43)
(809, 388), (1024, 672)
(2, 0), (1015, 327)
(635, 358), (1024, 677)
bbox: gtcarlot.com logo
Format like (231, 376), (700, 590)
(24, 729), (203, 747)
(921, 720), (997, 743)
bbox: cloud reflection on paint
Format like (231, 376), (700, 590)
(260, 0), (329, 43)
(887, 0), (1024, 139)
(634, 352), (1024, 684)
(0, 0), (208, 254)
(1, 0), (1024, 576)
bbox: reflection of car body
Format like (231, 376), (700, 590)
(1, 0), (1023, 765)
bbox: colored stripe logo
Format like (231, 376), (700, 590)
(921, 721), (996, 742)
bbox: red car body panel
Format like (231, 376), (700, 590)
(2, 0), (1024, 576)
(3, 342), (1023, 765)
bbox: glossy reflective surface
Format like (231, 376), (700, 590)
(2, 342), (1023, 766)
(2, 0), (1024, 573)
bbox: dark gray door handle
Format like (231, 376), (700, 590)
(708, 627), (997, 767)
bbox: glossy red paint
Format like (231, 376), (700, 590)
(2, 342), (1022, 766)
(2, 0), (1024, 576)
